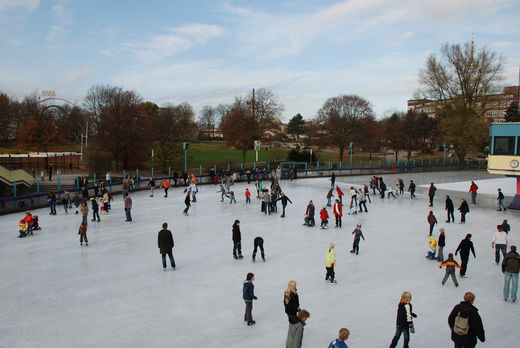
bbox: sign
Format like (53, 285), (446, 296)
(254, 140), (261, 151)
(41, 90), (56, 97)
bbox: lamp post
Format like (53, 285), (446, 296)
(183, 142), (189, 173)
(443, 143), (447, 167)
(151, 149), (154, 177)
(349, 142), (353, 174)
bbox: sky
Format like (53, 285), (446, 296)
(0, 0), (519, 122)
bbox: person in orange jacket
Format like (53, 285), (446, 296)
(320, 207), (329, 229)
(160, 179), (171, 197)
(20, 211), (34, 235)
(333, 199), (343, 228)
(440, 253), (462, 287)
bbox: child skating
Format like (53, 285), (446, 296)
(439, 253), (461, 287)
(350, 224), (365, 255)
(78, 222), (88, 246)
(320, 207), (329, 229)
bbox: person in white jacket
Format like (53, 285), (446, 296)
(492, 225), (508, 264)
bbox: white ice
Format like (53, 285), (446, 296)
(1, 171), (519, 347)
(419, 177), (517, 196)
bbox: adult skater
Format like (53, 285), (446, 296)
(147, 177), (156, 197)
(501, 219), (510, 234)
(492, 225), (508, 264)
(458, 199), (469, 224)
(389, 291), (417, 348)
(358, 188), (367, 212)
(124, 193), (132, 222)
(349, 186), (357, 207)
(102, 190), (110, 214)
(469, 181), (478, 204)
(277, 192), (293, 218)
(320, 206), (329, 229)
(398, 178), (404, 195)
(408, 180), (416, 199)
(218, 184), (229, 202)
(497, 188), (507, 211)
(333, 199), (342, 228)
(91, 197), (100, 222)
(448, 292), (485, 347)
(427, 211), (437, 236)
(60, 194), (68, 214)
(78, 221), (88, 246)
(252, 236), (265, 262)
(440, 253), (461, 287)
(189, 181), (198, 202)
(455, 234), (476, 278)
(160, 179), (170, 198)
(158, 222), (175, 270)
(263, 189), (271, 215)
(445, 195), (455, 223)
(379, 178), (386, 198)
(437, 228), (446, 262)
(243, 272), (257, 326)
(327, 187), (334, 207)
(502, 245), (520, 302)
(363, 184), (371, 203)
(328, 328), (350, 348)
(336, 185), (345, 204)
(80, 200), (89, 224)
(305, 201), (315, 227)
(232, 220), (243, 260)
(183, 191), (191, 215)
(428, 182), (436, 207)
(286, 310), (310, 348)
(331, 172), (336, 188)
(351, 224), (365, 255)
(325, 242), (336, 283)
(284, 280), (301, 323)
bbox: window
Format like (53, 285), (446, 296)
(493, 136), (515, 155)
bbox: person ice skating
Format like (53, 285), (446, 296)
(333, 199), (342, 228)
(325, 242), (336, 283)
(80, 200), (89, 224)
(124, 193), (132, 222)
(102, 190), (110, 214)
(448, 292), (485, 347)
(501, 219), (510, 234)
(398, 178), (404, 195)
(427, 211), (437, 236)
(243, 272), (257, 326)
(336, 186), (345, 204)
(458, 199), (469, 223)
(252, 236), (265, 262)
(408, 180), (416, 199)
(445, 195), (454, 223)
(469, 181), (478, 204)
(328, 328), (350, 348)
(305, 201), (315, 227)
(358, 188), (368, 212)
(277, 192), (293, 218)
(497, 188), (507, 211)
(47, 192), (57, 215)
(502, 245), (520, 302)
(326, 187), (334, 207)
(440, 253), (461, 287)
(426, 236), (437, 259)
(218, 184), (229, 202)
(183, 191), (191, 215)
(286, 309), (310, 348)
(61, 194), (68, 214)
(492, 225), (508, 264)
(78, 221), (88, 246)
(245, 188), (251, 204)
(229, 190), (236, 204)
(91, 197), (100, 222)
(349, 186), (358, 207)
(320, 206), (329, 229)
(428, 182), (436, 206)
(232, 220), (243, 259)
(147, 177), (156, 197)
(73, 192), (81, 214)
(19, 211), (34, 237)
(387, 184), (396, 198)
(455, 234), (476, 277)
(379, 178), (387, 198)
(284, 280), (301, 323)
(158, 222), (175, 270)
(189, 181), (198, 202)
(331, 172), (336, 188)
(160, 179), (170, 197)
(437, 228), (446, 262)
(389, 291), (417, 348)
(263, 189), (271, 215)
(351, 224), (365, 255)
(363, 184), (371, 203)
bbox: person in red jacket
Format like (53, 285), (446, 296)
(245, 188), (251, 204)
(20, 211), (34, 235)
(336, 186), (344, 205)
(468, 181), (478, 204)
(333, 199), (343, 228)
(320, 207), (329, 229)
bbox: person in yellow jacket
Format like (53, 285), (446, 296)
(325, 242), (337, 283)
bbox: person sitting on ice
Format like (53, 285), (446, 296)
(303, 214), (311, 226)
(18, 221), (28, 238)
(426, 236), (437, 259)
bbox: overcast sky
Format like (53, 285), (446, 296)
(0, 0), (518, 121)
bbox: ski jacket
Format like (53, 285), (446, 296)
(428, 184), (436, 196)
(498, 191), (505, 200)
(408, 182), (415, 193)
(245, 190), (251, 198)
(328, 339), (349, 348)
(80, 204), (89, 216)
(458, 201), (469, 213)
(469, 183), (478, 194)
(440, 257), (462, 272)
(336, 187), (344, 197)
(438, 232), (446, 247)
(184, 194), (191, 206)
(395, 302), (416, 329)
(320, 209), (329, 220)
(445, 198), (454, 211)
(161, 180), (170, 189)
(502, 251), (520, 273)
(352, 229), (365, 243)
(277, 195), (292, 206)
(232, 224), (241, 242)
(333, 203), (342, 217)
(325, 248), (336, 267)
(20, 214), (33, 226)
(448, 301), (485, 346)
(306, 204), (315, 217)
(242, 280), (256, 301)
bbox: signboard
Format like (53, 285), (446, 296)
(254, 140), (261, 151)
(41, 90), (56, 97)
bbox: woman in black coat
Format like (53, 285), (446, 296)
(284, 280), (301, 323)
(158, 222), (175, 270)
(458, 199), (469, 223)
(232, 220), (243, 259)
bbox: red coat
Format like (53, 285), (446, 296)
(469, 183), (478, 194)
(333, 203), (343, 217)
(245, 190), (251, 198)
(336, 187), (344, 197)
(320, 209), (329, 220)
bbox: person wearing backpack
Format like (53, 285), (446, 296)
(448, 292), (485, 348)
(502, 245), (520, 302)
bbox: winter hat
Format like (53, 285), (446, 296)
(329, 242), (335, 248)
(439, 227), (445, 233)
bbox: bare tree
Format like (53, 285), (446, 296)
(199, 105), (216, 138)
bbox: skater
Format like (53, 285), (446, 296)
(497, 188), (507, 211)
(158, 222), (175, 270)
(19, 211), (34, 236)
(492, 225), (508, 264)
(349, 186), (357, 207)
(502, 245), (520, 302)
(445, 195), (454, 223)
(458, 199), (469, 224)
(252, 236), (265, 262)
(124, 193), (132, 222)
(408, 180), (416, 199)
(448, 292), (485, 347)
(102, 190), (110, 214)
(147, 177), (156, 197)
(160, 179), (170, 197)
(61, 194), (68, 214)
(47, 192), (57, 215)
(439, 253), (461, 287)
(363, 184), (371, 203)
(72, 192), (81, 214)
(427, 211), (437, 236)
(78, 221), (88, 246)
(320, 206), (329, 229)
(64, 189), (71, 208)
(277, 192), (293, 218)
(189, 181), (198, 202)
(183, 191), (191, 215)
(455, 234), (476, 277)
(398, 178), (404, 195)
(379, 178), (387, 198)
(327, 187), (334, 207)
(91, 197), (100, 222)
(232, 220), (243, 259)
(333, 199), (342, 228)
(229, 190), (236, 204)
(243, 272), (257, 326)
(387, 185), (396, 198)
(80, 200), (89, 224)
(305, 201), (315, 227)
(336, 185), (345, 204)
(437, 228), (446, 262)
(428, 182), (436, 207)
(351, 224), (365, 255)
(469, 181), (478, 204)
(325, 242), (336, 283)
(331, 172), (336, 188)
(328, 328), (350, 348)
(358, 188), (367, 212)
(286, 309), (310, 348)
(262, 189), (271, 215)
(284, 280), (301, 323)
(245, 188), (251, 204)
(218, 184), (229, 202)
(501, 219), (510, 234)
(389, 291), (417, 348)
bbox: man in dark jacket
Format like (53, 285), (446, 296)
(502, 245), (520, 302)
(428, 182), (436, 207)
(232, 220), (243, 259)
(243, 272), (257, 325)
(448, 292), (485, 348)
(277, 192), (293, 218)
(408, 180), (416, 199)
(158, 222), (175, 270)
(455, 234), (476, 277)
(445, 195), (455, 223)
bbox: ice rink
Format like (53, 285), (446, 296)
(1, 171), (519, 347)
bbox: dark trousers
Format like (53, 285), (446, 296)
(244, 301), (253, 323)
(447, 210), (454, 222)
(233, 241), (242, 257)
(461, 212), (467, 222)
(389, 327), (410, 348)
(80, 231), (88, 244)
(281, 204), (286, 217)
(495, 244), (507, 264)
(183, 204), (190, 214)
(161, 251), (175, 268)
(92, 210), (100, 221)
(164, 188), (168, 197)
(429, 223), (435, 236)
(460, 253), (469, 276)
(429, 195), (434, 206)
(352, 242), (359, 254)
(325, 266), (335, 282)
(359, 201), (367, 212)
(454, 342), (476, 348)
(253, 245), (265, 260)
(410, 192), (415, 199)
(125, 207), (132, 221)
(442, 269), (458, 286)
(335, 216), (341, 227)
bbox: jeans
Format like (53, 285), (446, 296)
(125, 207), (132, 221)
(359, 201), (367, 212)
(161, 251), (175, 268)
(498, 199), (506, 210)
(442, 269), (458, 286)
(460, 253), (469, 276)
(389, 327), (410, 348)
(281, 204), (286, 217)
(504, 272), (519, 301)
(246, 197), (251, 204)
(460, 212), (466, 223)
(327, 197), (332, 206)
(447, 210), (454, 222)
(495, 244), (507, 263)
(192, 191), (197, 202)
(429, 195), (434, 206)
(471, 193), (477, 204)
(233, 241), (242, 257)
(335, 216), (341, 227)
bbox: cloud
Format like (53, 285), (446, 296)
(46, 0), (73, 41)
(62, 68), (93, 86)
(491, 41), (514, 49)
(0, 0), (39, 12)
(387, 31), (414, 49)
(8, 38), (24, 47)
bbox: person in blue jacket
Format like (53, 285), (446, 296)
(328, 328), (350, 348)
(243, 272), (257, 326)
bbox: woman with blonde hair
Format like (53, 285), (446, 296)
(389, 291), (417, 348)
(284, 280), (301, 323)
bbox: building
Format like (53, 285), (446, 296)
(407, 85), (520, 122)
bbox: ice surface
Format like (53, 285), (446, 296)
(1, 172), (519, 347)
(419, 177), (517, 196)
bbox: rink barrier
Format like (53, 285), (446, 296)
(0, 160), (485, 215)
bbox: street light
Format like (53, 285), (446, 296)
(442, 143), (447, 167)
(349, 142), (353, 174)
(183, 142), (189, 173)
